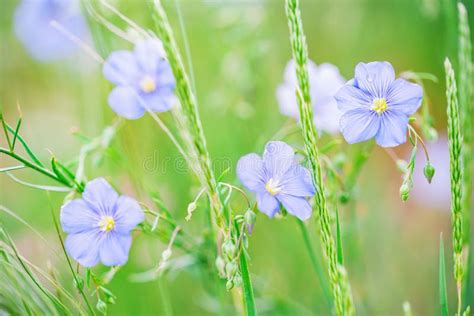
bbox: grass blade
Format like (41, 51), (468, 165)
(439, 234), (449, 316)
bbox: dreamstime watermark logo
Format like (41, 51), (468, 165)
(143, 150), (233, 176)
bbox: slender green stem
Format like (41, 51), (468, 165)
(0, 148), (70, 187)
(296, 219), (332, 310)
(284, 0), (354, 314)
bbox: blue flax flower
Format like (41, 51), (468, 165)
(103, 39), (176, 119)
(277, 60), (345, 135)
(237, 141), (315, 220)
(335, 61), (423, 147)
(60, 178), (144, 267)
(14, 0), (89, 62)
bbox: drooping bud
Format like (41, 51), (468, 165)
(423, 162), (435, 184)
(244, 209), (256, 234)
(399, 183), (410, 202)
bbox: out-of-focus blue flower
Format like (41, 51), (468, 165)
(103, 39), (176, 119)
(276, 60), (345, 135)
(237, 141), (315, 220)
(14, 0), (89, 62)
(335, 61), (423, 147)
(60, 178), (144, 267)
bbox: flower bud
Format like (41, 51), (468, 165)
(225, 261), (238, 277)
(96, 299), (107, 314)
(399, 183), (410, 202)
(423, 162), (435, 184)
(222, 240), (237, 260)
(244, 209), (256, 234)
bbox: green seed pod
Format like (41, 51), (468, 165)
(423, 162), (435, 183)
(225, 261), (238, 277)
(222, 240), (237, 260)
(96, 299), (107, 314)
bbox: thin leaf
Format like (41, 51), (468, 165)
(336, 207), (344, 265)
(6, 172), (71, 192)
(439, 233), (449, 316)
(0, 165), (25, 172)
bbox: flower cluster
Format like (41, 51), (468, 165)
(237, 141), (315, 220)
(277, 59), (345, 134)
(60, 178), (144, 267)
(103, 39), (176, 119)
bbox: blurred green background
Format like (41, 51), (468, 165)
(1, 0), (473, 315)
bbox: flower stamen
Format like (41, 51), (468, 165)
(139, 75), (156, 93)
(265, 178), (282, 196)
(99, 216), (116, 232)
(372, 98), (388, 114)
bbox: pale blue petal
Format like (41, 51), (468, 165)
(280, 165), (315, 197)
(340, 108), (380, 144)
(60, 199), (100, 234)
(108, 86), (146, 119)
(263, 141), (294, 179)
(354, 61), (395, 98)
(139, 88), (175, 112)
(154, 61), (176, 88)
(134, 39), (165, 73)
(237, 153), (266, 192)
(334, 84), (372, 112)
(113, 196), (145, 233)
(276, 83), (299, 119)
(65, 230), (103, 267)
(375, 111), (409, 147)
(257, 191), (280, 218)
(276, 194), (312, 221)
(313, 97), (342, 135)
(103, 51), (140, 86)
(83, 178), (119, 216)
(386, 79), (423, 115)
(99, 232), (132, 266)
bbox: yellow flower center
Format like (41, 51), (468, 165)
(139, 76), (156, 93)
(372, 98), (388, 114)
(265, 178), (282, 196)
(99, 216), (115, 232)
